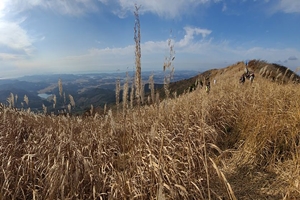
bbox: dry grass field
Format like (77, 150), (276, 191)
(1, 61), (300, 199)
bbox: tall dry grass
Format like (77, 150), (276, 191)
(1, 65), (300, 199)
(163, 31), (175, 100)
(0, 77), (237, 199)
(134, 5), (142, 107)
(205, 63), (300, 199)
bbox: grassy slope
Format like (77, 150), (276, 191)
(1, 61), (300, 199)
(166, 60), (300, 97)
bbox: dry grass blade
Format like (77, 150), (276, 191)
(210, 157), (237, 200)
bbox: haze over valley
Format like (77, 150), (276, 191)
(0, 70), (198, 113)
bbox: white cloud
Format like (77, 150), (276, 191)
(45, 0), (98, 16)
(242, 47), (300, 65)
(0, 0), (9, 18)
(116, 0), (218, 18)
(178, 26), (212, 47)
(272, 0), (300, 14)
(29, 25), (299, 74)
(98, 0), (109, 5)
(62, 39), (171, 71)
(1, 27), (300, 77)
(142, 41), (168, 54)
(0, 20), (33, 55)
(3, 0), (99, 16)
(60, 45), (135, 70)
(0, 53), (23, 61)
(222, 3), (227, 12)
(0, 1), (5, 13)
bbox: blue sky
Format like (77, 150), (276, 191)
(0, 0), (299, 78)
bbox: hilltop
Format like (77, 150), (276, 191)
(1, 60), (300, 199)
(166, 59), (300, 97)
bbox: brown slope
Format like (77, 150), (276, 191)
(166, 59), (300, 97)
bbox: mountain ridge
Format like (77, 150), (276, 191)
(166, 59), (300, 97)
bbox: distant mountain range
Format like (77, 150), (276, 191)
(0, 70), (199, 114)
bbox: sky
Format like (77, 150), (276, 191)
(0, 0), (300, 78)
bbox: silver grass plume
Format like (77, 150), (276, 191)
(163, 31), (175, 99)
(115, 78), (120, 113)
(53, 94), (56, 108)
(15, 94), (18, 104)
(149, 73), (155, 104)
(69, 94), (75, 107)
(130, 81), (134, 109)
(134, 4), (141, 106)
(42, 104), (47, 114)
(58, 78), (63, 97)
(123, 72), (129, 113)
(67, 104), (71, 113)
(90, 104), (94, 116)
(24, 95), (29, 106)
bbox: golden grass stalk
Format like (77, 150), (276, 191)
(149, 73), (155, 104)
(276, 72), (282, 81)
(122, 74), (129, 113)
(58, 78), (63, 97)
(134, 4), (142, 106)
(115, 78), (120, 113)
(103, 103), (107, 115)
(53, 94), (56, 108)
(289, 73), (294, 82)
(63, 92), (66, 104)
(6, 92), (14, 108)
(130, 81), (134, 109)
(42, 104), (47, 114)
(67, 103), (71, 113)
(163, 31), (175, 99)
(140, 80), (144, 105)
(282, 68), (289, 84)
(24, 94), (29, 106)
(69, 94), (75, 107)
(210, 157), (237, 200)
(90, 104), (94, 116)
(15, 94), (18, 104)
